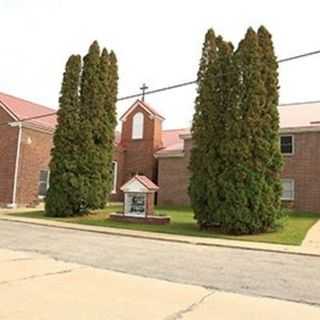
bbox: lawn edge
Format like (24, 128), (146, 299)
(1, 214), (320, 258)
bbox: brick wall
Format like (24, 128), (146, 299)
(0, 107), (18, 206)
(157, 139), (191, 206)
(16, 127), (53, 206)
(158, 134), (320, 213)
(119, 104), (162, 188)
(281, 131), (320, 213)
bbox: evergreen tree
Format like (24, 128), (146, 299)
(257, 25), (284, 221)
(206, 38), (245, 232)
(99, 48), (118, 202)
(79, 41), (119, 210)
(190, 27), (282, 234)
(229, 27), (282, 234)
(189, 29), (218, 227)
(45, 55), (82, 217)
(78, 41), (106, 210)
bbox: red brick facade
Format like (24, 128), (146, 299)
(111, 102), (164, 202)
(0, 103), (53, 207)
(281, 131), (320, 212)
(157, 139), (191, 206)
(0, 107), (18, 206)
(157, 132), (320, 213)
(16, 127), (53, 206)
(1, 95), (320, 213)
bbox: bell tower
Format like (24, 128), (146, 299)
(119, 99), (165, 185)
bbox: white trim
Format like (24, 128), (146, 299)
(132, 112), (144, 139)
(21, 121), (55, 134)
(112, 161), (118, 194)
(280, 134), (295, 156)
(181, 127), (320, 141)
(279, 126), (320, 133)
(10, 122), (22, 207)
(38, 169), (50, 198)
(154, 151), (185, 158)
(120, 100), (165, 122)
(281, 178), (295, 201)
(180, 133), (192, 140)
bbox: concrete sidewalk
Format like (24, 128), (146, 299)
(303, 220), (320, 250)
(1, 212), (320, 257)
(0, 248), (319, 320)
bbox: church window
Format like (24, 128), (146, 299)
(132, 112), (144, 139)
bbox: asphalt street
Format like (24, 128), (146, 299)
(1, 220), (319, 305)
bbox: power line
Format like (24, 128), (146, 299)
(277, 49), (320, 63)
(1, 48), (320, 128)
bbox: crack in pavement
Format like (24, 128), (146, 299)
(163, 291), (215, 320)
(0, 257), (45, 263)
(0, 266), (85, 286)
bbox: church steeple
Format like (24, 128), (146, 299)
(119, 99), (165, 184)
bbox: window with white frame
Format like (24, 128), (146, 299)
(112, 161), (118, 194)
(280, 135), (294, 155)
(281, 179), (294, 200)
(38, 170), (50, 198)
(132, 112), (144, 139)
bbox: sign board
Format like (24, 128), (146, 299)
(124, 193), (146, 217)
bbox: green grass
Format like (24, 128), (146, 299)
(11, 205), (319, 246)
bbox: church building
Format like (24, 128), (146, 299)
(1, 92), (320, 213)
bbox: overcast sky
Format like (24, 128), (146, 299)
(1, 0), (320, 129)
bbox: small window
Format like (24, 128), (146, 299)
(38, 170), (50, 198)
(280, 135), (294, 155)
(112, 161), (118, 194)
(281, 179), (294, 201)
(132, 112), (144, 139)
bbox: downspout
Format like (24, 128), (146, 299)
(8, 121), (22, 208)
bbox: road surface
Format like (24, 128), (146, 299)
(0, 220), (319, 305)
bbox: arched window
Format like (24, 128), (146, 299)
(132, 112), (144, 139)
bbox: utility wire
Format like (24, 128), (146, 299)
(1, 48), (320, 128)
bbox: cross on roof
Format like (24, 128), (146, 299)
(140, 83), (149, 102)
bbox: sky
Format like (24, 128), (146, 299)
(1, 0), (320, 129)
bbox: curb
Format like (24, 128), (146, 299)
(1, 215), (320, 258)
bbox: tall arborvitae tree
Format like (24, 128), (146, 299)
(79, 41), (106, 210)
(206, 38), (245, 231)
(230, 27), (282, 234)
(190, 27), (282, 234)
(79, 41), (119, 210)
(99, 48), (119, 202)
(189, 29), (218, 227)
(45, 55), (82, 217)
(257, 26), (284, 222)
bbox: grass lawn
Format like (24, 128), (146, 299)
(11, 205), (319, 246)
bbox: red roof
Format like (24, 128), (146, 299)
(162, 128), (190, 148)
(135, 175), (159, 191)
(278, 101), (320, 128)
(0, 92), (57, 129)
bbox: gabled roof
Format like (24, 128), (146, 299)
(0, 92), (57, 130)
(119, 99), (165, 121)
(121, 175), (159, 192)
